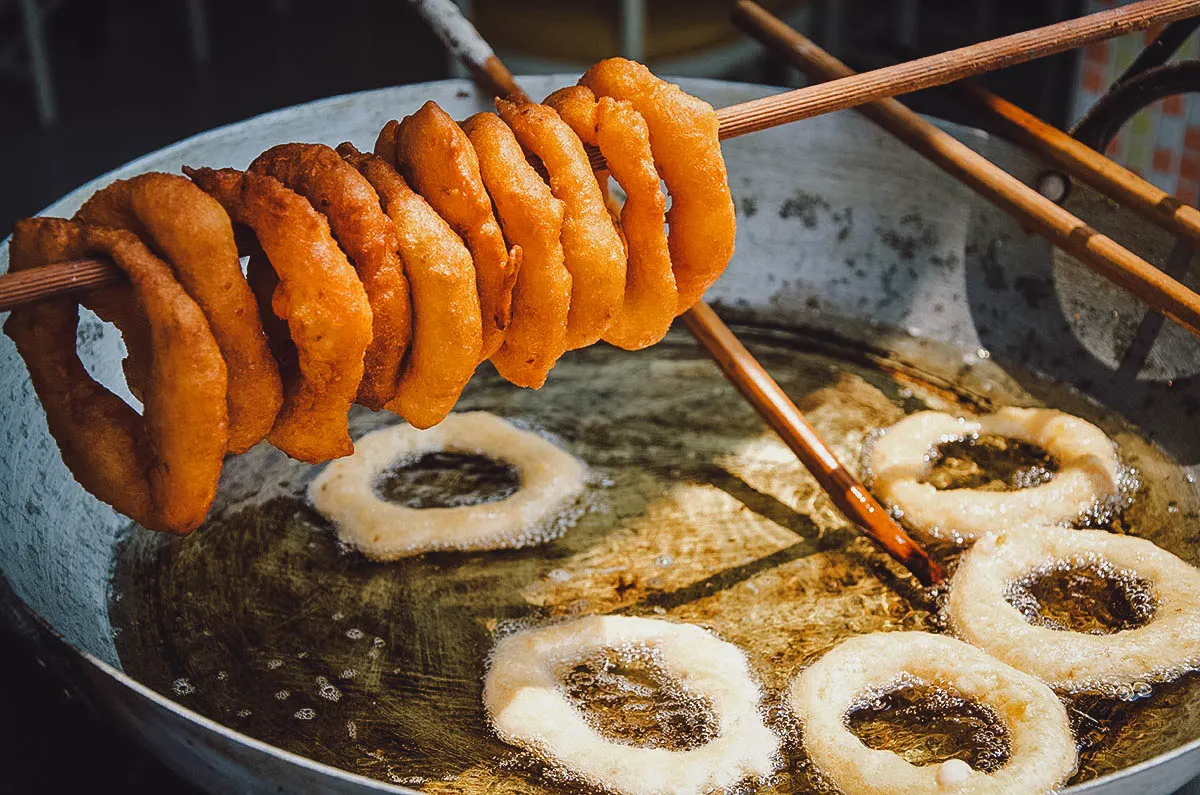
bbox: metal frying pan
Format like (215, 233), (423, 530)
(1, 75), (1198, 794)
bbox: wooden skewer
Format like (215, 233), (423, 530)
(733, 0), (1200, 341)
(715, 0), (1200, 142)
(419, 1), (945, 585)
(948, 78), (1200, 248)
(0, 259), (120, 307)
(420, 0), (1200, 168)
(4, 0), (1200, 311)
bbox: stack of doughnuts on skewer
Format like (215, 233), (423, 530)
(4, 58), (732, 534)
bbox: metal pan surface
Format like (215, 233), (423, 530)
(1, 76), (1197, 794)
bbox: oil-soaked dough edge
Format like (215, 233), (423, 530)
(791, 631), (1076, 795)
(483, 615), (779, 795)
(308, 412), (585, 559)
(867, 407), (1122, 541)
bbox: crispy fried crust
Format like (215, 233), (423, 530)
(581, 58), (735, 312)
(496, 98), (625, 350)
(338, 143), (483, 428)
(546, 86), (676, 350)
(461, 112), (570, 389)
(378, 103), (519, 359)
(249, 143), (411, 410)
(4, 218), (228, 533)
(186, 167), (371, 463)
(76, 172), (282, 453)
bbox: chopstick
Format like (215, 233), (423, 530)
(947, 78), (1200, 248)
(4, 0), (1200, 311)
(681, 304), (945, 585)
(732, 0), (1200, 341)
(417, 0), (945, 585)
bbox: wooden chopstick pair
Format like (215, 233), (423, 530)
(951, 78), (1200, 248)
(732, 0), (1200, 341)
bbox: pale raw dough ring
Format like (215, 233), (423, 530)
(866, 408), (1122, 541)
(483, 615), (779, 795)
(790, 631), (1076, 795)
(948, 526), (1200, 691)
(308, 412), (584, 560)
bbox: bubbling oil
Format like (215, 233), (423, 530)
(560, 647), (719, 751)
(845, 677), (1011, 773)
(1005, 562), (1158, 635)
(107, 326), (1200, 793)
(921, 435), (1057, 492)
(374, 451), (522, 509)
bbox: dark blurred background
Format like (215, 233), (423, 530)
(0, 0), (1088, 229)
(0, 0), (1185, 791)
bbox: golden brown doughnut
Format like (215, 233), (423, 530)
(249, 143), (412, 410)
(186, 167), (372, 463)
(461, 112), (570, 388)
(4, 218), (228, 533)
(582, 57), (735, 312)
(545, 86), (676, 349)
(378, 104), (519, 359)
(339, 143), (483, 429)
(75, 172), (282, 453)
(496, 98), (625, 350)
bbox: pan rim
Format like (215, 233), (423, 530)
(3, 74), (1198, 794)
(71, 601), (1200, 793)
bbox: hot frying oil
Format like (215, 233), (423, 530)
(560, 648), (718, 751)
(109, 326), (1200, 793)
(845, 681), (1010, 773)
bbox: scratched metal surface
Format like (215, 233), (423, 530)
(0, 76), (1198, 793)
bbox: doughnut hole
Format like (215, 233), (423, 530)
(1005, 562), (1159, 635)
(560, 647), (720, 751)
(372, 451), (521, 509)
(845, 680), (1012, 773)
(922, 435), (1057, 492)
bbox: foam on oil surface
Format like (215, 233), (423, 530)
(845, 675), (1011, 773)
(559, 645), (720, 752)
(108, 327), (1200, 793)
(1005, 561), (1158, 635)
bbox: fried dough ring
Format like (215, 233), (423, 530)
(186, 167), (371, 463)
(582, 58), (735, 312)
(496, 98), (625, 350)
(75, 173), (282, 453)
(377, 103), (519, 359)
(461, 112), (571, 388)
(546, 86), (676, 350)
(249, 143), (411, 409)
(866, 408), (1123, 541)
(948, 527), (1200, 691)
(4, 218), (228, 533)
(309, 412), (584, 559)
(791, 632), (1077, 795)
(338, 144), (483, 428)
(483, 615), (779, 795)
